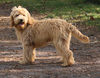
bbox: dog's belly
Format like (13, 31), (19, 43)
(34, 41), (52, 48)
(34, 42), (51, 48)
(33, 37), (52, 48)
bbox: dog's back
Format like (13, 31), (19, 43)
(33, 19), (90, 43)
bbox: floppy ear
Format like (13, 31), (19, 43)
(10, 15), (15, 27)
(10, 6), (17, 27)
(27, 12), (33, 25)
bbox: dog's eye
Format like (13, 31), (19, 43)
(23, 14), (25, 16)
(15, 14), (19, 17)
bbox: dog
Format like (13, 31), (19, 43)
(10, 6), (90, 66)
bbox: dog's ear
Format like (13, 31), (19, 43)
(27, 12), (33, 25)
(12, 6), (17, 11)
(10, 6), (17, 27)
(10, 15), (15, 27)
(18, 6), (22, 8)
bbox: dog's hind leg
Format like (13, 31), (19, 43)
(54, 40), (75, 66)
(19, 45), (36, 64)
(54, 34), (75, 66)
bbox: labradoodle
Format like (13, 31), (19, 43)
(10, 6), (90, 66)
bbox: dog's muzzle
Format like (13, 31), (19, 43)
(18, 19), (24, 26)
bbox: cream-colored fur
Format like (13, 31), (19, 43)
(10, 6), (90, 66)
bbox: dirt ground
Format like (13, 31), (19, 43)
(0, 4), (100, 78)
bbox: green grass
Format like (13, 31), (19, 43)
(44, 2), (100, 29)
(0, 0), (100, 29)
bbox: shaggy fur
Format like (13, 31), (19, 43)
(10, 6), (90, 66)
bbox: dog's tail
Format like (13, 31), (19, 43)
(69, 25), (90, 43)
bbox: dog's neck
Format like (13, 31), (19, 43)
(15, 24), (30, 41)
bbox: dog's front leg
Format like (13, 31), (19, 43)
(19, 45), (36, 64)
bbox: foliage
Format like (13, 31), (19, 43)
(0, 0), (100, 28)
(86, 0), (100, 4)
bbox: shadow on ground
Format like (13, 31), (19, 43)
(0, 3), (100, 78)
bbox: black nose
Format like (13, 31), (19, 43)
(20, 19), (23, 22)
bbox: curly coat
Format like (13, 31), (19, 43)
(10, 6), (90, 66)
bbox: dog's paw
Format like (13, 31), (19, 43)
(19, 60), (27, 64)
(61, 61), (75, 67)
(68, 60), (75, 66)
(61, 63), (68, 67)
(68, 57), (75, 65)
(19, 60), (34, 65)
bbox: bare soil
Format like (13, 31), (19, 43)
(0, 4), (100, 78)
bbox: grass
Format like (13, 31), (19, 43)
(46, 3), (100, 28)
(0, 0), (100, 29)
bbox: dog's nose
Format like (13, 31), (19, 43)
(20, 19), (23, 22)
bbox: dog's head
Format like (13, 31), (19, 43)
(10, 6), (33, 30)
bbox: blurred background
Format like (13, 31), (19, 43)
(0, 1), (100, 78)
(0, 0), (100, 29)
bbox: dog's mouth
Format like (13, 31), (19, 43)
(18, 21), (24, 26)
